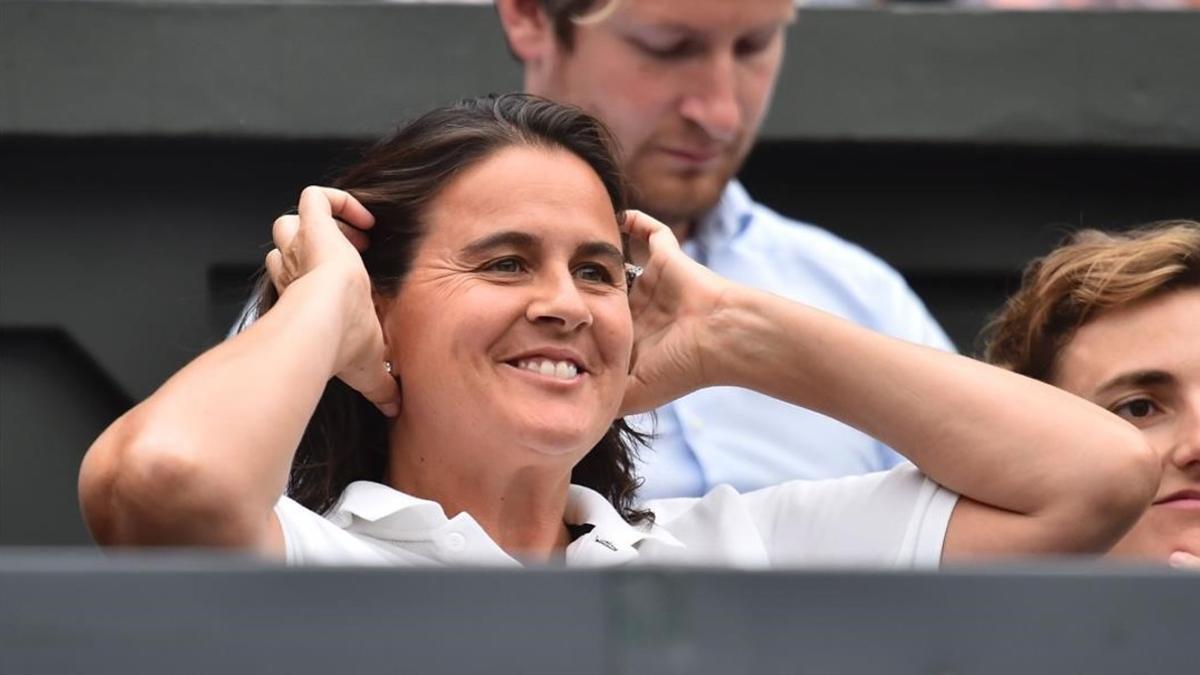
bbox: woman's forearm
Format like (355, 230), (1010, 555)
(707, 285), (1158, 546)
(80, 271), (352, 546)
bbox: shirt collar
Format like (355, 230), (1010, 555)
(564, 485), (684, 551)
(693, 180), (755, 249)
(326, 480), (449, 534)
(328, 481), (683, 555)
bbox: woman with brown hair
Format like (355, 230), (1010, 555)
(79, 95), (1156, 566)
(983, 221), (1200, 568)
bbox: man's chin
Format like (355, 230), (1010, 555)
(621, 148), (731, 219)
(629, 173), (729, 227)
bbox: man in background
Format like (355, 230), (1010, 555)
(498, 0), (954, 498)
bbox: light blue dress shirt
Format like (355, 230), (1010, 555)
(630, 181), (954, 499)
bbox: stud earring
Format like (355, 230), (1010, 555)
(384, 360), (393, 375)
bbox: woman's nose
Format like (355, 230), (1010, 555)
(525, 271), (592, 332)
(1168, 400), (1200, 471)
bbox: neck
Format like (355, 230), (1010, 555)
(386, 422), (575, 561)
(668, 219), (694, 243)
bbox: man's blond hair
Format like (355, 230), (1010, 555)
(538, 0), (620, 48)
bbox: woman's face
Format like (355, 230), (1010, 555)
(380, 145), (633, 466)
(1053, 287), (1200, 561)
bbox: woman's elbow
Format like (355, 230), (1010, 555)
(1076, 426), (1161, 548)
(79, 412), (257, 547)
(1103, 426), (1159, 510)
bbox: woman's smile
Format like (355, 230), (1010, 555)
(512, 359), (581, 381)
(504, 346), (590, 383)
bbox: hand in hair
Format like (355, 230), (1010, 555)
(620, 210), (731, 415)
(620, 211), (1158, 559)
(265, 186), (400, 417)
(78, 186), (399, 550)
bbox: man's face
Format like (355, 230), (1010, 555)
(527, 0), (795, 228)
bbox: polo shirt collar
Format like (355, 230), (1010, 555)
(327, 480), (448, 534)
(564, 485), (684, 552)
(327, 481), (515, 566)
(327, 481), (683, 565)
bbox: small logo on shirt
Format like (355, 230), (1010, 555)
(595, 537), (618, 551)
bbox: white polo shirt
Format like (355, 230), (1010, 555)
(274, 464), (957, 569)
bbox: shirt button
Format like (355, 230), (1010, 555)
(445, 532), (467, 551)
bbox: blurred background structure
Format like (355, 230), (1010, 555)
(2, 1), (1199, 545)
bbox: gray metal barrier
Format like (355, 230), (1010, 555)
(1, 552), (1195, 674)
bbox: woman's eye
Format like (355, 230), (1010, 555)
(484, 257), (525, 274)
(1111, 398), (1161, 423)
(575, 264), (614, 284)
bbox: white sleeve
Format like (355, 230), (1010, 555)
(739, 464), (958, 568)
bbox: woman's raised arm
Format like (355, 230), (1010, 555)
(79, 187), (399, 553)
(621, 211), (1160, 559)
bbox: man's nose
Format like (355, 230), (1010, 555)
(526, 271), (592, 332)
(678, 53), (741, 143)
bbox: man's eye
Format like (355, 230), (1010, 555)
(734, 34), (774, 58)
(484, 257), (525, 274)
(635, 39), (694, 61)
(1111, 398), (1161, 423)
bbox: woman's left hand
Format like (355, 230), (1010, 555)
(619, 211), (733, 416)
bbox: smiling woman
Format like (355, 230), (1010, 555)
(249, 96), (650, 533)
(80, 95), (1160, 567)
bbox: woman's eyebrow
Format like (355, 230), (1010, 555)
(1094, 369), (1177, 397)
(575, 241), (625, 266)
(460, 232), (622, 266)
(461, 231), (540, 257)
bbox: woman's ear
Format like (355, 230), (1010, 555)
(372, 290), (392, 349)
(496, 0), (555, 65)
(374, 291), (402, 383)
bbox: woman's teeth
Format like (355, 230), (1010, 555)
(516, 359), (578, 380)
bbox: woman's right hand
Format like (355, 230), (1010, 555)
(264, 186), (401, 416)
(620, 210), (735, 415)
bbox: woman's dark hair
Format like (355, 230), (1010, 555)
(248, 94), (652, 524)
